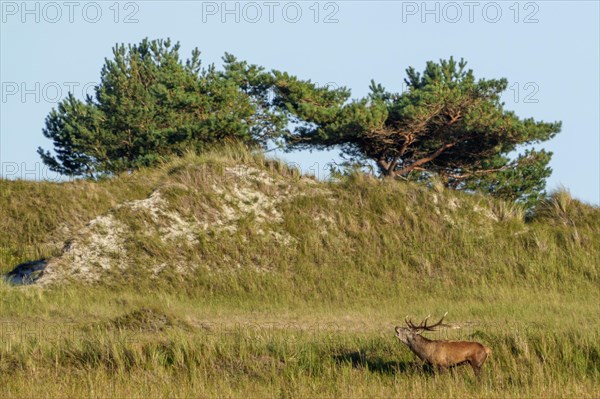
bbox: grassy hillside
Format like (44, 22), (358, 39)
(1, 146), (598, 397)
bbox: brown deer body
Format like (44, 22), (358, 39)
(395, 313), (492, 376)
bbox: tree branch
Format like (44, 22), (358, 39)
(394, 142), (456, 176)
(445, 165), (511, 180)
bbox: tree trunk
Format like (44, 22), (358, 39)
(377, 158), (393, 176)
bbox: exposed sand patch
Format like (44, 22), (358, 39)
(33, 165), (328, 284)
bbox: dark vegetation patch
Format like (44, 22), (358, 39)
(107, 307), (190, 332)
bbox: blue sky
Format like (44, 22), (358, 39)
(1, 1), (598, 204)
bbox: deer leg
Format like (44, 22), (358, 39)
(470, 351), (489, 378)
(471, 363), (481, 376)
(468, 359), (485, 379)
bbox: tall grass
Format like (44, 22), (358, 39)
(1, 145), (598, 397)
(0, 285), (598, 398)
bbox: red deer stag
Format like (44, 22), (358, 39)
(395, 312), (492, 376)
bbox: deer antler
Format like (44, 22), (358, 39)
(405, 312), (450, 332)
(423, 312), (449, 331)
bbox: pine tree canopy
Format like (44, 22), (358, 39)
(270, 57), (561, 206)
(38, 38), (285, 177)
(38, 41), (561, 206)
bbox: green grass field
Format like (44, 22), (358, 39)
(1, 146), (598, 397)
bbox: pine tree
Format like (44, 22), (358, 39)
(271, 57), (561, 206)
(39, 38), (283, 176)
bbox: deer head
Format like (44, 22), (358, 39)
(395, 312), (450, 344)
